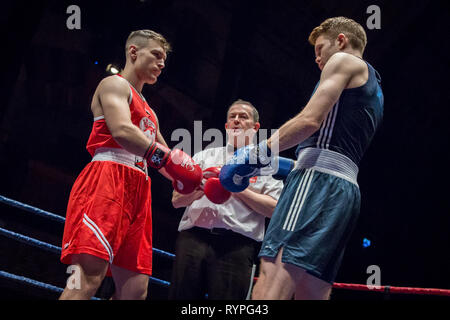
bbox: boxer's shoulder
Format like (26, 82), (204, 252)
(97, 75), (130, 96)
(325, 52), (366, 76)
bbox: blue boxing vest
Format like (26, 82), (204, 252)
(295, 60), (384, 166)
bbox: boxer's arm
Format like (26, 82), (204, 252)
(172, 189), (204, 208)
(267, 52), (361, 152)
(98, 77), (151, 156)
(233, 189), (277, 218)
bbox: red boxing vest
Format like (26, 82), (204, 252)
(86, 75), (158, 157)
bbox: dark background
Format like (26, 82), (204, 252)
(0, 0), (449, 300)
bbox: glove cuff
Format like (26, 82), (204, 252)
(144, 141), (170, 169)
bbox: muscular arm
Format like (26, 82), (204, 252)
(267, 52), (362, 153)
(233, 189), (277, 218)
(97, 77), (176, 181)
(97, 77), (152, 157)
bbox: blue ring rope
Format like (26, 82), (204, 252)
(0, 270), (100, 300)
(0, 227), (171, 290)
(0, 195), (65, 223)
(0, 195), (173, 293)
(0, 227), (61, 254)
(0, 195), (175, 259)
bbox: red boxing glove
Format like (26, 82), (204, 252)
(144, 141), (171, 169)
(144, 142), (202, 194)
(164, 149), (203, 194)
(203, 167), (221, 179)
(203, 167), (231, 204)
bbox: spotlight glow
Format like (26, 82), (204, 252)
(106, 63), (120, 75)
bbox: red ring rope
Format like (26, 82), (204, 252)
(332, 282), (450, 296)
(253, 277), (450, 296)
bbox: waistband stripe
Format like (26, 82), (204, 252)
(295, 147), (358, 186)
(91, 148), (146, 174)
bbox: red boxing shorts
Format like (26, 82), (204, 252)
(61, 153), (153, 276)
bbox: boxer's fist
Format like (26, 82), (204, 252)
(202, 167), (221, 180)
(165, 149), (203, 194)
(260, 156), (295, 180)
(144, 142), (202, 194)
(202, 167), (231, 204)
(218, 164), (255, 193)
(220, 154), (294, 192)
(219, 141), (272, 192)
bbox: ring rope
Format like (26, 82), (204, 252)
(0, 227), (61, 254)
(0, 270), (100, 300)
(0, 195), (175, 259)
(332, 282), (450, 296)
(0, 195), (65, 223)
(1, 195), (450, 297)
(0, 226), (171, 288)
(3, 222), (450, 297)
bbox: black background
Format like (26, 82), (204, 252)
(0, 0), (449, 300)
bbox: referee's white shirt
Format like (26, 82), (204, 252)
(177, 145), (284, 242)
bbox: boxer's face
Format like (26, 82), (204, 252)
(314, 34), (339, 71)
(225, 104), (260, 148)
(131, 39), (166, 84)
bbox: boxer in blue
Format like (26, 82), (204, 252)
(220, 17), (384, 300)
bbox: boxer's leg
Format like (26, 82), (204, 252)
(252, 247), (306, 300)
(294, 273), (332, 300)
(110, 265), (149, 300)
(59, 253), (108, 300)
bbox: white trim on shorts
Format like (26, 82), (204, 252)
(282, 168), (315, 232)
(82, 213), (114, 263)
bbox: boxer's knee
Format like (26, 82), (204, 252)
(111, 265), (149, 300)
(295, 273), (332, 300)
(60, 253), (108, 299)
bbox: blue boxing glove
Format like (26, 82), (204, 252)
(261, 156), (295, 180)
(219, 141), (273, 192)
(220, 154), (295, 192)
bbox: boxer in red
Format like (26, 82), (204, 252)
(59, 30), (202, 300)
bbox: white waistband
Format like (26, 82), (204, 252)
(295, 148), (359, 186)
(91, 148), (147, 174)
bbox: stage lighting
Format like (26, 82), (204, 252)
(106, 63), (120, 74)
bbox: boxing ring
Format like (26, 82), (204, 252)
(1, 194), (449, 300)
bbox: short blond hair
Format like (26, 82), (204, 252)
(125, 29), (171, 57)
(309, 17), (367, 54)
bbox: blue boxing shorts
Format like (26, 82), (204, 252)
(259, 148), (361, 284)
